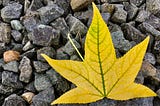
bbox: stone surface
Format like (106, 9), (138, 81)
(3, 50), (20, 63)
(0, 84), (15, 95)
(146, 0), (160, 14)
(33, 61), (50, 73)
(125, 3), (138, 21)
(11, 20), (23, 31)
(2, 94), (26, 106)
(31, 24), (60, 46)
(2, 71), (23, 89)
(1, 3), (23, 22)
(29, 0), (43, 11)
(144, 53), (156, 65)
(129, 0), (145, 6)
(21, 92), (35, 104)
(19, 56), (32, 83)
(11, 30), (23, 42)
(0, 23), (11, 44)
(22, 41), (33, 51)
(3, 61), (19, 73)
(25, 81), (36, 93)
(89, 98), (117, 106)
(135, 10), (150, 23)
(56, 47), (70, 60)
(38, 4), (64, 24)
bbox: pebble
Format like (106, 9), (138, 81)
(29, 0), (43, 11)
(3, 61), (19, 73)
(22, 41), (33, 51)
(33, 61), (50, 73)
(146, 0), (160, 14)
(144, 53), (156, 65)
(135, 10), (151, 22)
(101, 3), (115, 14)
(125, 3), (138, 21)
(11, 30), (23, 42)
(129, 0), (145, 7)
(21, 92), (35, 104)
(56, 47), (70, 60)
(3, 50), (20, 63)
(0, 23), (11, 44)
(10, 20), (23, 31)
(89, 98), (117, 106)
(0, 84), (15, 95)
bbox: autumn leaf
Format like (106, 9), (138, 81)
(41, 2), (156, 105)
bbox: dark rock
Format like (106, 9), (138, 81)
(125, 3), (138, 21)
(34, 73), (52, 91)
(31, 87), (55, 106)
(129, 0), (145, 7)
(121, 23), (146, 43)
(22, 41), (34, 51)
(38, 4), (64, 24)
(153, 97), (160, 106)
(144, 53), (156, 65)
(32, 24), (60, 46)
(0, 84), (15, 95)
(22, 48), (36, 59)
(56, 47), (70, 60)
(66, 14), (88, 37)
(0, 71), (2, 81)
(3, 61), (19, 73)
(111, 7), (127, 23)
(101, 3), (115, 14)
(1, 3), (23, 22)
(0, 23), (11, 44)
(0, 43), (6, 56)
(146, 0), (160, 14)
(101, 13), (111, 24)
(29, 0), (44, 11)
(59, 104), (88, 106)
(19, 56), (32, 83)
(135, 70), (144, 84)
(37, 47), (55, 62)
(33, 61), (50, 73)
(2, 71), (23, 89)
(11, 30), (23, 42)
(89, 98), (117, 106)
(2, 94), (26, 106)
(25, 81), (36, 93)
(12, 43), (23, 53)
(156, 89), (160, 98)
(108, 0), (128, 3)
(51, 18), (70, 43)
(135, 10), (151, 23)
(11, 20), (23, 31)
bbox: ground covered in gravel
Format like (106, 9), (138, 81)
(0, 0), (160, 106)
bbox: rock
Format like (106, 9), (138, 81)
(25, 81), (36, 93)
(11, 30), (23, 42)
(34, 73), (52, 91)
(21, 92), (35, 104)
(38, 4), (64, 24)
(22, 48), (36, 59)
(135, 10), (150, 23)
(138, 22), (160, 39)
(70, 0), (94, 11)
(135, 71), (144, 84)
(154, 40), (160, 53)
(19, 56), (32, 83)
(10, 20), (23, 31)
(0, 23), (11, 44)
(129, 0), (145, 6)
(29, 0), (43, 11)
(2, 94), (26, 106)
(56, 47), (70, 60)
(2, 71), (23, 89)
(1, 3), (23, 22)
(0, 43), (6, 57)
(101, 3), (115, 14)
(146, 0), (160, 14)
(37, 47), (55, 62)
(59, 104), (88, 106)
(111, 7), (127, 23)
(108, 0), (128, 3)
(64, 39), (81, 56)
(144, 53), (156, 65)
(89, 98), (117, 106)
(0, 84), (15, 95)
(31, 87), (55, 106)
(70, 55), (81, 61)
(101, 13), (111, 24)
(51, 18), (70, 43)
(3, 50), (20, 63)
(66, 14), (88, 37)
(12, 43), (23, 53)
(22, 41), (33, 51)
(0, 71), (2, 81)
(31, 24), (60, 46)
(141, 61), (157, 77)
(121, 23), (146, 43)
(33, 61), (50, 73)
(125, 3), (138, 21)
(3, 61), (19, 73)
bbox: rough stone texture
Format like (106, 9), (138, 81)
(22, 41), (33, 51)
(11, 30), (23, 42)
(1, 3), (23, 22)
(31, 24), (60, 46)
(101, 3), (115, 14)
(19, 56), (32, 83)
(34, 73), (52, 91)
(38, 4), (64, 24)
(3, 61), (19, 73)
(0, 84), (15, 95)
(135, 10), (151, 23)
(33, 61), (50, 73)
(0, 23), (11, 44)
(144, 53), (156, 65)
(3, 50), (20, 63)
(146, 0), (160, 14)
(25, 81), (36, 93)
(125, 3), (138, 21)
(29, 0), (44, 11)
(2, 94), (26, 106)
(56, 47), (70, 60)
(10, 20), (23, 31)
(31, 87), (55, 106)
(129, 0), (145, 7)
(2, 71), (23, 89)
(89, 98), (117, 106)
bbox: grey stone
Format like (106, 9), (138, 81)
(146, 0), (160, 14)
(29, 0), (44, 11)
(89, 98), (117, 106)
(19, 56), (32, 83)
(138, 22), (160, 39)
(0, 43), (6, 56)
(156, 89), (160, 98)
(2, 94), (26, 106)
(31, 87), (55, 106)
(37, 47), (55, 62)
(56, 47), (70, 60)
(121, 23), (146, 43)
(135, 10), (151, 22)
(0, 84), (15, 94)
(38, 4), (64, 24)
(1, 3), (23, 22)
(2, 71), (23, 89)
(11, 30), (23, 42)
(32, 24), (60, 46)
(25, 81), (36, 93)
(33, 61), (50, 73)
(144, 53), (156, 65)
(34, 73), (52, 91)
(12, 43), (23, 53)
(108, 0), (128, 3)
(0, 23), (11, 44)
(70, 55), (81, 61)
(0, 71), (2, 81)
(101, 3), (115, 14)
(125, 3), (138, 20)
(59, 104), (87, 106)
(22, 48), (36, 59)
(51, 18), (69, 43)
(22, 41), (34, 51)
(10, 20), (23, 31)
(154, 97), (160, 106)
(101, 13), (111, 24)
(154, 40), (160, 53)
(64, 39), (81, 56)
(66, 14), (88, 37)
(3, 61), (19, 73)
(135, 71), (144, 84)
(129, 0), (145, 6)
(111, 7), (127, 23)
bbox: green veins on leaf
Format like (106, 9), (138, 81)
(41, 2), (156, 105)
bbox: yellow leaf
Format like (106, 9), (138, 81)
(41, 2), (156, 105)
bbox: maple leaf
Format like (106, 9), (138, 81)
(41, 2), (156, 105)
